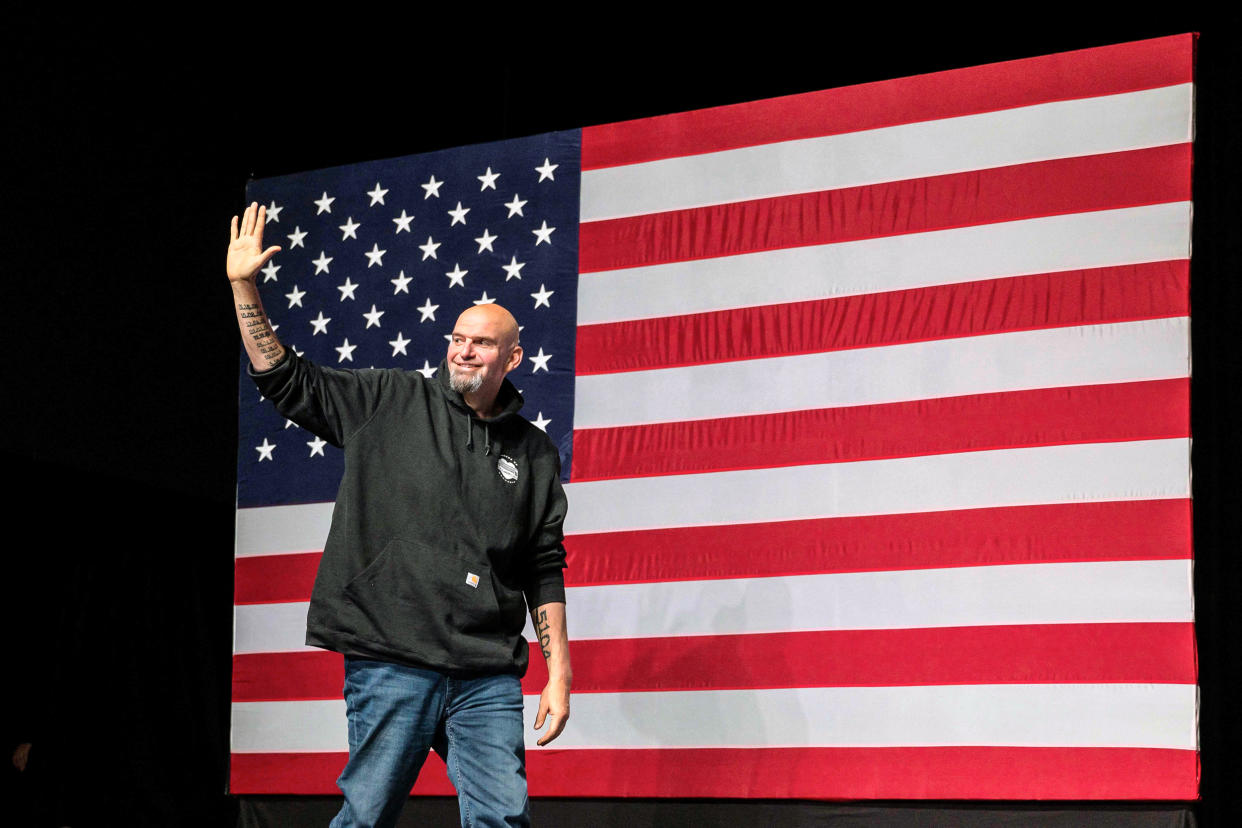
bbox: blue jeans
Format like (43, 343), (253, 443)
(329, 657), (529, 828)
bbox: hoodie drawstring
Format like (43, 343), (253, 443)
(463, 409), (497, 456)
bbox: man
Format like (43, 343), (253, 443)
(227, 202), (571, 827)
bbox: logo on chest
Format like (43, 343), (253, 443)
(497, 454), (519, 484)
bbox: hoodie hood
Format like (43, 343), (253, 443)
(437, 358), (524, 455)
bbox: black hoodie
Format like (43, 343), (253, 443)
(249, 350), (568, 677)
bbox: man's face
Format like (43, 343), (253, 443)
(446, 306), (522, 398)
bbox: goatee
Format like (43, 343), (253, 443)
(449, 368), (483, 394)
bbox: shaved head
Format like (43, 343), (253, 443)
(455, 303), (520, 350)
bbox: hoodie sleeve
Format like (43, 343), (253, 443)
(249, 349), (390, 448)
(523, 451), (568, 608)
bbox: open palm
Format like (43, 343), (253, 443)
(227, 202), (281, 282)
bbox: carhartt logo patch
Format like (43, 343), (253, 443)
(466, 572), (480, 588)
(497, 455), (519, 484)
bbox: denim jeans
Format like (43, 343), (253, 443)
(329, 657), (529, 828)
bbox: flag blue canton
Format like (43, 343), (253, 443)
(236, 130), (581, 508)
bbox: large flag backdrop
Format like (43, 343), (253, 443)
(231, 34), (1197, 799)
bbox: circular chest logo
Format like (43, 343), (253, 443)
(497, 455), (519, 484)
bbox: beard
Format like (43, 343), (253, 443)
(449, 365), (484, 394)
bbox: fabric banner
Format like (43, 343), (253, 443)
(232, 33), (1197, 798)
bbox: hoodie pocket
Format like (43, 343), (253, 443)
(342, 538), (506, 650)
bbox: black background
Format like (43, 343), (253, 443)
(3, 10), (1237, 827)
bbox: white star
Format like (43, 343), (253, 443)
(261, 261), (281, 283)
(265, 201), (283, 223)
(529, 347), (552, 373)
(286, 226), (307, 248)
(416, 360), (437, 379)
(368, 182), (389, 206)
(310, 311), (331, 335)
(312, 251), (333, 274)
(308, 436), (327, 457)
(445, 264), (468, 288)
(339, 217), (361, 240)
(314, 192), (334, 214)
(391, 270), (412, 294)
(502, 256), (526, 281)
(285, 284), (306, 308)
(536, 158), (558, 182)
(417, 297), (439, 321)
(530, 283), (554, 308)
(420, 236), (441, 260)
(284, 418), (298, 429)
(532, 220), (555, 246)
(363, 304), (385, 328)
(255, 438), (276, 461)
(337, 277), (359, 301)
(392, 210), (415, 233)
(365, 243), (387, 268)
(421, 175), (443, 199)
(335, 338), (357, 362)
(531, 411), (551, 432)
(473, 291), (496, 305)
(389, 331), (411, 356)
(478, 167), (500, 191)
(447, 201), (470, 226)
(474, 228), (497, 253)
(504, 194), (527, 218)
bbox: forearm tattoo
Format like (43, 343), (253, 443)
(238, 302), (283, 368)
(534, 609), (552, 660)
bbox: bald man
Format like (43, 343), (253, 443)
(228, 203), (571, 828)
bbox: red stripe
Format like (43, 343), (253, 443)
(235, 552), (321, 605)
(570, 379), (1189, 482)
(230, 746), (1199, 798)
(581, 35), (1193, 170)
(579, 146), (1191, 273)
(232, 500), (1191, 602)
(230, 751), (455, 795)
(233, 651), (343, 701)
(575, 262), (1188, 376)
(524, 623), (1197, 693)
(565, 499), (1191, 586)
(232, 622), (1196, 701)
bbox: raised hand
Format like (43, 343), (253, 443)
(227, 202), (282, 283)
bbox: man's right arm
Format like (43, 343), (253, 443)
(226, 202), (390, 446)
(227, 202), (286, 372)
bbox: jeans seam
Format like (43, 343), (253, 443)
(447, 718), (472, 828)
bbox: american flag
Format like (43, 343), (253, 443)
(231, 34), (1197, 799)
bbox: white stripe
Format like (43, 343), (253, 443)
(580, 84), (1192, 221)
(574, 317), (1190, 429)
(577, 202), (1190, 323)
(232, 683), (1197, 752)
(564, 438), (1189, 535)
(235, 559), (1192, 654)
(545, 560), (1193, 641)
(236, 501), (334, 558)
(235, 603), (316, 654)
(232, 436), (1190, 560)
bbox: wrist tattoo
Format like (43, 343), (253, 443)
(534, 609), (552, 659)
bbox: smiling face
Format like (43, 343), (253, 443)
(446, 304), (523, 409)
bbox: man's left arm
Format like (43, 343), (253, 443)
(530, 601), (570, 746)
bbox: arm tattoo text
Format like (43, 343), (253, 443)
(534, 609), (552, 660)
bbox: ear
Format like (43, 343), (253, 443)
(505, 344), (524, 373)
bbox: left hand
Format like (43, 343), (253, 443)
(533, 677), (570, 746)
